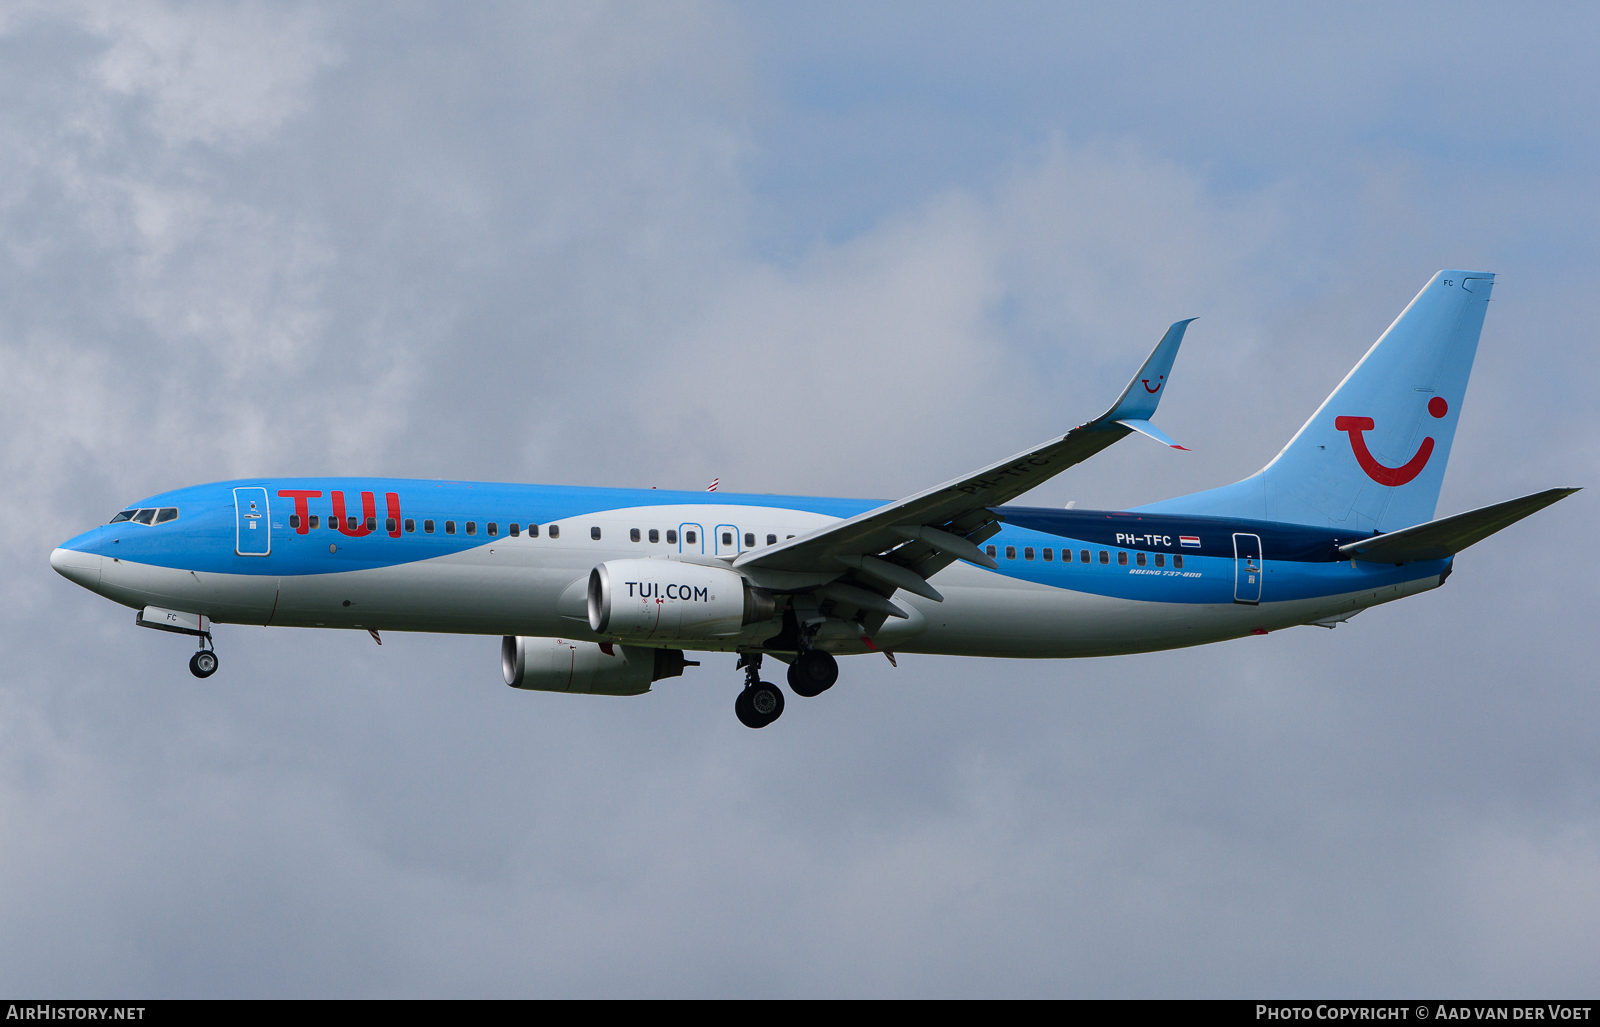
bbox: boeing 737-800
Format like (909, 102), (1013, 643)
(50, 271), (1576, 727)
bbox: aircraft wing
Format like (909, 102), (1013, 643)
(1338, 487), (1580, 565)
(732, 320), (1195, 601)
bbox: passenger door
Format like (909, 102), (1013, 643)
(1232, 532), (1262, 605)
(234, 487), (271, 556)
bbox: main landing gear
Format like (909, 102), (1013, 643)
(733, 646), (843, 727)
(787, 649), (838, 698)
(734, 653), (784, 729)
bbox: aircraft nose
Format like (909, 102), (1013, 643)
(51, 546), (103, 590)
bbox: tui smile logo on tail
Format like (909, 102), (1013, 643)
(1142, 375), (1164, 394)
(1335, 396), (1449, 487)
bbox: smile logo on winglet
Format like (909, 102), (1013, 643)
(1335, 396), (1449, 486)
(1141, 375), (1164, 394)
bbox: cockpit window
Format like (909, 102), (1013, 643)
(154, 508), (178, 524)
(131, 509), (156, 525)
(109, 510), (136, 524)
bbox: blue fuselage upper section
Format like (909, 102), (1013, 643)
(59, 477), (1442, 609)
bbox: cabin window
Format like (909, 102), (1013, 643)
(155, 508), (178, 524)
(445, 521), (456, 535)
(465, 522), (476, 536)
(110, 510), (136, 523)
(509, 523), (519, 537)
(1024, 547), (1035, 561)
(1154, 553), (1164, 567)
(1005, 546), (1016, 560)
(787, 535), (795, 539)
(685, 530), (696, 544)
(548, 524), (560, 539)
(329, 517), (339, 531)
(649, 529), (659, 543)
(132, 509), (156, 525)
(424, 519), (435, 534)
(529, 524), (540, 537)
(745, 533), (755, 547)
(309, 515), (320, 529)
(1043, 548), (1053, 561)
(987, 545), (997, 558)
(343, 516), (355, 530)
(289, 514), (300, 528)
(666, 529), (678, 544)
(385, 518), (397, 533)
(766, 534), (777, 545)
(1136, 552), (1147, 566)
(404, 519), (415, 533)
(366, 517), (377, 532)
(1118, 551), (1128, 566)
(1080, 550), (1090, 563)
(630, 528), (641, 542)
(1173, 555), (1184, 569)
(590, 526), (601, 540)
(487, 523), (498, 536)
(722, 531), (733, 545)
(1099, 551), (1109, 564)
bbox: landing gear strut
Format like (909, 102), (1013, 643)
(787, 649), (837, 697)
(734, 653), (784, 728)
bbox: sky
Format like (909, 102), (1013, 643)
(2, 0), (1597, 998)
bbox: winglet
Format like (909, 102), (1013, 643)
(1097, 318), (1194, 424)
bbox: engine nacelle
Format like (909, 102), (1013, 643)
(501, 636), (695, 696)
(587, 559), (777, 641)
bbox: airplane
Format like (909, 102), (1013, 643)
(50, 270), (1577, 728)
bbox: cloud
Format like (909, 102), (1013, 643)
(84, 0), (341, 149)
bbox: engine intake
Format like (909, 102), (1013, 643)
(587, 559), (777, 641)
(501, 635), (696, 695)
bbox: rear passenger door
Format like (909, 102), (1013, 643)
(1232, 533), (1262, 605)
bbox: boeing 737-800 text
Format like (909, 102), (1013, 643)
(51, 271), (1577, 727)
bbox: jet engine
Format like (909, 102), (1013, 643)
(501, 635), (696, 695)
(587, 559), (777, 641)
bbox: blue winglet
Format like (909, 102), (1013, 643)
(1099, 318), (1193, 423)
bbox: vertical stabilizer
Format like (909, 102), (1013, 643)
(1136, 271), (1494, 532)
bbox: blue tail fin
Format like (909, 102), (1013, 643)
(1136, 270), (1494, 532)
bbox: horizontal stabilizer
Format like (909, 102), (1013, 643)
(1339, 487), (1579, 564)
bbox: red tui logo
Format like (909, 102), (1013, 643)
(1335, 397), (1449, 487)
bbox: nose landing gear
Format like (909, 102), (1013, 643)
(189, 648), (218, 678)
(187, 631), (219, 678)
(734, 653), (784, 728)
(135, 607), (219, 679)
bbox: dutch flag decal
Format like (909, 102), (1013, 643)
(1179, 536), (1201, 548)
